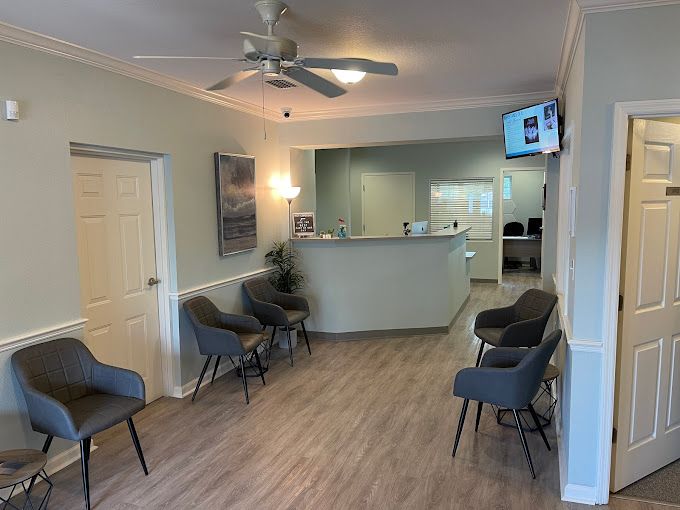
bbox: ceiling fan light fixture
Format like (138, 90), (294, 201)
(331, 69), (366, 84)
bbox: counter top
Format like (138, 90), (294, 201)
(292, 225), (470, 242)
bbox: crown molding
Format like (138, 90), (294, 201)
(556, 0), (680, 96)
(287, 91), (556, 122)
(0, 21), (282, 121)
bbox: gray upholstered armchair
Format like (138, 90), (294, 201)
(243, 277), (311, 367)
(11, 337), (148, 510)
(473, 288), (557, 366)
(183, 296), (266, 404)
(451, 330), (562, 479)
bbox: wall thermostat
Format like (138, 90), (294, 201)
(3, 100), (19, 121)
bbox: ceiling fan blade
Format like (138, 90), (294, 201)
(300, 58), (398, 76)
(206, 69), (260, 91)
(283, 67), (346, 98)
(134, 55), (245, 61)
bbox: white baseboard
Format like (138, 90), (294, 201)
(563, 483), (598, 505)
(179, 360), (235, 398)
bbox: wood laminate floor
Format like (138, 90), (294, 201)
(41, 275), (669, 509)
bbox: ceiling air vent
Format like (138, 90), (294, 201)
(265, 79), (297, 89)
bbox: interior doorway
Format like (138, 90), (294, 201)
(610, 117), (680, 502)
(70, 150), (169, 402)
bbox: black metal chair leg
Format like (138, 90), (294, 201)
(27, 435), (54, 496)
(191, 355), (212, 402)
(528, 404), (551, 451)
(512, 409), (536, 479)
(475, 341), (485, 367)
(254, 350), (266, 385)
(239, 356), (250, 404)
(80, 438), (91, 510)
(475, 401), (483, 432)
(301, 321), (311, 356)
(211, 356), (222, 384)
(127, 418), (149, 475)
(452, 398), (470, 457)
(287, 328), (294, 367)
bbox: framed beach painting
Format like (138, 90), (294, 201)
(214, 153), (257, 256)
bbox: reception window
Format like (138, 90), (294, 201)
(430, 178), (494, 240)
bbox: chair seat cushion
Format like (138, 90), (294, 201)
(240, 333), (265, 353)
(285, 310), (309, 325)
(474, 327), (504, 346)
(66, 394), (145, 440)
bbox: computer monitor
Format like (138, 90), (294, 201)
(527, 217), (542, 237)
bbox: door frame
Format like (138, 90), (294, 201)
(498, 164), (547, 285)
(69, 143), (175, 398)
(360, 172), (415, 235)
(599, 99), (680, 503)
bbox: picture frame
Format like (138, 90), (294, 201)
(214, 152), (257, 256)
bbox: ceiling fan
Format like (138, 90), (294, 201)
(134, 0), (398, 98)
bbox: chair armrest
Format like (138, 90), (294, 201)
(248, 298), (289, 326)
(474, 305), (515, 330)
(453, 366), (523, 407)
(92, 363), (145, 400)
(219, 312), (262, 334)
(194, 322), (246, 355)
(274, 291), (309, 312)
(21, 387), (77, 439)
(498, 317), (548, 348)
(481, 347), (530, 368)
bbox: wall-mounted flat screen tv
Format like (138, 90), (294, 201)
(502, 99), (560, 159)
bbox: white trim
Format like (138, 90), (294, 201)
(180, 362), (234, 399)
(45, 443), (98, 476)
(555, 1), (680, 97)
(0, 319), (88, 353)
(563, 483), (598, 505)
(171, 268), (274, 301)
(288, 91), (555, 122)
(69, 144), (176, 398)
(599, 98), (680, 504)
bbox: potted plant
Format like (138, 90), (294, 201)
(265, 240), (304, 348)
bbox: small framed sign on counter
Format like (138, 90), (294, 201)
(292, 212), (315, 237)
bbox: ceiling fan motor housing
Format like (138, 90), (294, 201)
(255, 0), (288, 26)
(262, 59), (281, 76)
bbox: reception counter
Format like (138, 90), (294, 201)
(292, 226), (470, 339)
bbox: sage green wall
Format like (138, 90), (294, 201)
(0, 40), (282, 458)
(314, 148), (351, 234)
(314, 139), (545, 280)
(504, 170), (544, 231)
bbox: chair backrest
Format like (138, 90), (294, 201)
(513, 288), (557, 322)
(243, 277), (277, 304)
(11, 337), (97, 405)
(513, 329), (562, 407)
(184, 296), (221, 329)
(503, 221), (524, 236)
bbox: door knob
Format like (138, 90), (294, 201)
(148, 277), (161, 287)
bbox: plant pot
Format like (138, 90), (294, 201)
(276, 327), (297, 349)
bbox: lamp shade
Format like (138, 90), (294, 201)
(331, 69), (366, 84)
(279, 186), (301, 200)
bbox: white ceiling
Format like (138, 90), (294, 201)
(0, 0), (570, 117)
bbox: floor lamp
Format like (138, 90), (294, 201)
(279, 186), (301, 239)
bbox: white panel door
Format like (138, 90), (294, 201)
(612, 119), (680, 491)
(362, 173), (415, 236)
(72, 156), (162, 402)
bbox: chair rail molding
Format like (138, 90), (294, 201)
(0, 319), (88, 353)
(171, 268), (274, 301)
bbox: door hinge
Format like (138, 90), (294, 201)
(612, 427), (617, 443)
(625, 154), (631, 172)
(363, 185), (365, 192)
(618, 294), (624, 312)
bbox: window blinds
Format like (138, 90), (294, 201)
(430, 178), (494, 240)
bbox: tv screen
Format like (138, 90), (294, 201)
(502, 99), (560, 159)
